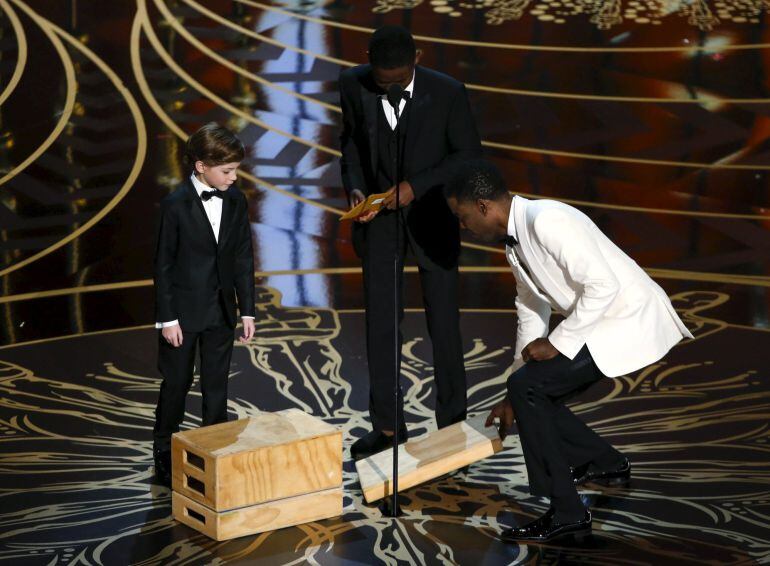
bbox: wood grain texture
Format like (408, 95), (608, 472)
(171, 409), (342, 511)
(355, 416), (503, 503)
(172, 487), (343, 541)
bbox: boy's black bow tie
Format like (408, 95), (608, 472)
(503, 235), (518, 247)
(201, 190), (223, 201)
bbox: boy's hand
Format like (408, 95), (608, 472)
(162, 324), (183, 348)
(485, 398), (514, 440)
(240, 317), (255, 343)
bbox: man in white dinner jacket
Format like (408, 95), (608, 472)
(445, 160), (693, 543)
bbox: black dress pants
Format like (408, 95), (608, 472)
(361, 210), (467, 433)
(506, 345), (621, 514)
(153, 296), (234, 452)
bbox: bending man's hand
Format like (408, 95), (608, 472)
(383, 181), (415, 210)
(162, 324), (183, 348)
(240, 317), (255, 343)
(522, 337), (560, 362)
(485, 398), (514, 440)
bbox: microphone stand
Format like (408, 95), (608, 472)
(380, 84), (406, 518)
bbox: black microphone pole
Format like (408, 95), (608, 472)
(381, 83), (405, 518)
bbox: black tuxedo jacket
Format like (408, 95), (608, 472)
(339, 64), (482, 268)
(154, 178), (255, 332)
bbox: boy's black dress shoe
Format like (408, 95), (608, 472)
(572, 457), (630, 486)
(153, 449), (172, 488)
(500, 509), (592, 543)
(351, 429), (408, 461)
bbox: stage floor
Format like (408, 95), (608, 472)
(1, 0), (769, 564)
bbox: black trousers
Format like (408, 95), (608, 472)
(361, 210), (467, 433)
(506, 345), (620, 512)
(153, 296), (234, 452)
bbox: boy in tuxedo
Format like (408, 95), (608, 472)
(152, 123), (256, 487)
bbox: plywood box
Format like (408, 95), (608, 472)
(171, 409), (342, 511)
(172, 488), (342, 541)
(355, 416), (503, 503)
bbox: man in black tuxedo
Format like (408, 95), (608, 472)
(153, 123), (256, 486)
(339, 26), (482, 459)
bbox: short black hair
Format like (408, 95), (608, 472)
(445, 160), (509, 203)
(368, 25), (416, 69)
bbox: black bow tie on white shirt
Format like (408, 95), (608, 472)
(503, 235), (518, 247)
(382, 91), (411, 103)
(201, 190), (223, 202)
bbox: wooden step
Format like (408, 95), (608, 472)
(172, 487), (342, 541)
(355, 416), (503, 503)
(171, 409), (342, 511)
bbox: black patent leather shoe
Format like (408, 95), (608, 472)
(350, 429), (408, 461)
(572, 457), (630, 486)
(500, 509), (592, 543)
(153, 449), (172, 488)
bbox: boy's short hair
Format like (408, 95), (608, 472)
(184, 122), (245, 169)
(445, 159), (509, 203)
(368, 25), (416, 70)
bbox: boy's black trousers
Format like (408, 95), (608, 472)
(153, 295), (233, 453)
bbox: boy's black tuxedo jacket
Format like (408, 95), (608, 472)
(154, 178), (255, 332)
(338, 64), (482, 268)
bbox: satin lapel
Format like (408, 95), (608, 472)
(513, 196), (570, 308)
(403, 67), (429, 178)
(218, 188), (236, 249)
(507, 246), (549, 303)
(186, 179), (217, 250)
(360, 81), (379, 177)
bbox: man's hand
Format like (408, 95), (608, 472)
(485, 398), (514, 440)
(383, 181), (415, 210)
(522, 338), (560, 362)
(240, 317), (255, 343)
(162, 324), (183, 348)
(349, 189), (377, 223)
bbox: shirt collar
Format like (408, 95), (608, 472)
(507, 197), (518, 244)
(380, 71), (416, 100)
(190, 173), (220, 199)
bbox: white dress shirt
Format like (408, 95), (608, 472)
(192, 173), (223, 243)
(156, 174), (254, 329)
(380, 72), (415, 130)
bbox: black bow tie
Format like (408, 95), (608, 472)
(201, 190), (223, 202)
(381, 91), (411, 102)
(503, 235), (518, 247)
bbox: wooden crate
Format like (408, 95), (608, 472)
(355, 416), (503, 503)
(171, 409), (342, 512)
(172, 487), (343, 541)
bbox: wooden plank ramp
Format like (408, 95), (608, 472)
(355, 415), (503, 503)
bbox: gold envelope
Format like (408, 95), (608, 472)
(339, 191), (389, 221)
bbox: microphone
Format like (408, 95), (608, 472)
(387, 84), (404, 110)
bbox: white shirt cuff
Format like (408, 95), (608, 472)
(155, 320), (179, 329)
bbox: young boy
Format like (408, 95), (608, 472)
(152, 123), (256, 487)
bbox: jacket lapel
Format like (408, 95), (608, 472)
(360, 80), (379, 177)
(403, 66), (429, 178)
(186, 178), (218, 250)
(513, 196), (570, 308)
(217, 188), (236, 250)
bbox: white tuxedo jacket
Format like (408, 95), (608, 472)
(507, 196), (693, 378)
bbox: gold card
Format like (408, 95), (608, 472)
(339, 191), (390, 221)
